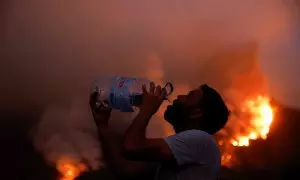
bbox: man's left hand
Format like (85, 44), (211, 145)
(89, 92), (112, 128)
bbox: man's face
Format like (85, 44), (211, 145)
(164, 87), (203, 128)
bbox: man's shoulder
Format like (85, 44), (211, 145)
(165, 129), (218, 149)
(163, 129), (221, 167)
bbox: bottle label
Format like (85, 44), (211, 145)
(109, 77), (138, 112)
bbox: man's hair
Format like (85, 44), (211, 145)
(199, 84), (230, 134)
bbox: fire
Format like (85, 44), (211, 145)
(56, 157), (87, 180)
(220, 95), (275, 166)
(230, 95), (274, 147)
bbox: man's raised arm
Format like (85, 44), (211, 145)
(122, 83), (175, 163)
(90, 92), (157, 180)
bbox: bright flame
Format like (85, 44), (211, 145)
(231, 95), (274, 147)
(220, 95), (275, 166)
(57, 157), (87, 180)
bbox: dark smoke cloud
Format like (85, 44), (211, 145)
(1, 0), (299, 170)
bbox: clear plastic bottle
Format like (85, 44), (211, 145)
(91, 76), (173, 112)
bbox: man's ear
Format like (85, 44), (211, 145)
(189, 108), (203, 119)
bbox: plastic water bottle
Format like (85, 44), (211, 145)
(91, 76), (173, 112)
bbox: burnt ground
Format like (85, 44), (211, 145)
(0, 104), (299, 180)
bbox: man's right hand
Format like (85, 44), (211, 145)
(89, 92), (112, 128)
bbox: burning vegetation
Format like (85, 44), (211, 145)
(220, 94), (275, 166)
(231, 95), (274, 146)
(56, 157), (87, 180)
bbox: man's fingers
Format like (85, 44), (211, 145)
(161, 87), (167, 99)
(142, 84), (148, 94)
(155, 85), (162, 96)
(149, 82), (155, 94)
(90, 92), (98, 101)
(89, 92), (98, 107)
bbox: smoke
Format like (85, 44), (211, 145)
(1, 0), (299, 171)
(259, 1), (300, 109)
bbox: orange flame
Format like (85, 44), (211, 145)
(56, 157), (87, 180)
(230, 95), (274, 147)
(220, 95), (275, 166)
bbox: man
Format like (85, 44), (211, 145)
(90, 83), (229, 180)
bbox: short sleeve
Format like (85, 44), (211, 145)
(164, 130), (219, 166)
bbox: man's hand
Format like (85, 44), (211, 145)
(123, 82), (174, 163)
(89, 92), (112, 128)
(139, 82), (167, 115)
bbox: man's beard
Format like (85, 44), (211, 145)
(164, 100), (188, 132)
